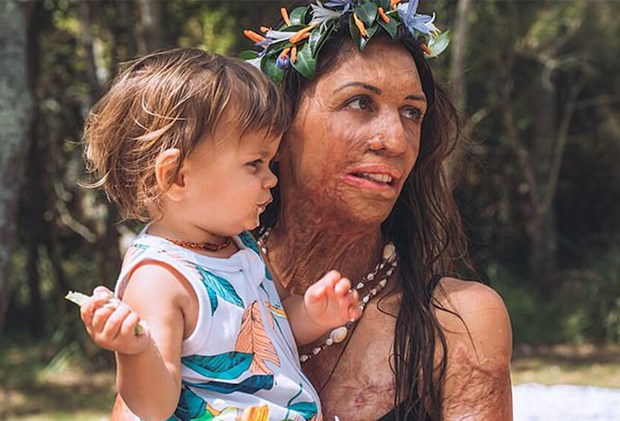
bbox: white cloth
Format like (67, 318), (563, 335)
(115, 230), (321, 421)
(513, 383), (620, 421)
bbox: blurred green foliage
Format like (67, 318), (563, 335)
(3, 0), (620, 358)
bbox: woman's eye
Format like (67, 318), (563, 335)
(402, 106), (424, 122)
(346, 95), (372, 111)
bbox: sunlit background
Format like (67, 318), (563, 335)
(1, 0), (619, 420)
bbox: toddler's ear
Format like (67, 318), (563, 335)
(155, 148), (184, 200)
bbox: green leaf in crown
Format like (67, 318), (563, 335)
(241, 0), (449, 84)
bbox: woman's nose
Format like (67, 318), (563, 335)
(368, 113), (409, 156)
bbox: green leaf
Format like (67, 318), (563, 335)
(349, 14), (362, 51)
(308, 21), (335, 58)
(261, 55), (285, 85)
(427, 30), (451, 58)
(289, 6), (309, 26)
(239, 50), (258, 60)
(356, 2), (378, 28)
(379, 0), (391, 10)
(292, 43), (316, 79)
(360, 25), (379, 50)
(378, 14), (398, 39)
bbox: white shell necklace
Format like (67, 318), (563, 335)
(257, 228), (398, 363)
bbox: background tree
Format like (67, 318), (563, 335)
(2, 0), (620, 351)
(0, 0), (34, 333)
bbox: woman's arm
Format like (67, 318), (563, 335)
(435, 278), (513, 421)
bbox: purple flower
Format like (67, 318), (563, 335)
(323, 0), (353, 13)
(276, 55), (291, 69)
(398, 0), (438, 36)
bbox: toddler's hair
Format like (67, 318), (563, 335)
(83, 48), (289, 221)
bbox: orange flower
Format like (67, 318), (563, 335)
(420, 43), (432, 55)
(390, 0), (401, 8)
(279, 47), (291, 60)
(260, 26), (270, 34)
(353, 13), (367, 37)
(289, 23), (317, 44)
(291, 46), (298, 64)
(243, 29), (266, 44)
(281, 7), (291, 26)
(378, 7), (390, 23)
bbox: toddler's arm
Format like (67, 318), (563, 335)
(79, 263), (190, 421)
(282, 270), (361, 346)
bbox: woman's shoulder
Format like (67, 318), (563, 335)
(433, 277), (512, 361)
(433, 277), (514, 419)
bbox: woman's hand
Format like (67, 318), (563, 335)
(79, 286), (151, 356)
(304, 270), (362, 329)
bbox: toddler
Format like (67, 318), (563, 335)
(79, 48), (360, 421)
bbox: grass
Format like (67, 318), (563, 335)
(1, 341), (619, 420)
(511, 343), (620, 388)
(0, 341), (116, 421)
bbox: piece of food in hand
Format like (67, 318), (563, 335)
(65, 291), (147, 335)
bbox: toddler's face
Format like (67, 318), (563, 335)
(179, 122), (280, 237)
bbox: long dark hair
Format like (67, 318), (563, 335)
(260, 15), (467, 421)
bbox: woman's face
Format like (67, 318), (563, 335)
(280, 39), (426, 226)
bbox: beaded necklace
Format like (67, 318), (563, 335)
(166, 237), (232, 252)
(257, 228), (398, 363)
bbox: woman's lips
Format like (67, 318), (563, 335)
(344, 165), (401, 190)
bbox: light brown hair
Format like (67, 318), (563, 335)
(83, 48), (289, 222)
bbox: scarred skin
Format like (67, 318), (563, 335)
(111, 39), (512, 421)
(265, 39), (513, 420)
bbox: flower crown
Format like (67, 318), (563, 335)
(241, 0), (450, 84)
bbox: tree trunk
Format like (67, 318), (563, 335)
(137, 0), (164, 53)
(447, 0), (473, 181)
(0, 0), (34, 333)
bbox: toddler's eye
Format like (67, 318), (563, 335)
(247, 159), (262, 168)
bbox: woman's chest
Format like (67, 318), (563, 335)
(302, 299), (399, 420)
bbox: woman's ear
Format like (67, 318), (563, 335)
(155, 148), (184, 201)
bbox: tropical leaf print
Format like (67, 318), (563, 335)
(240, 405), (270, 421)
(181, 352), (253, 380)
(265, 265), (273, 281)
(235, 301), (280, 375)
(167, 385), (206, 421)
(238, 231), (260, 256)
(265, 301), (287, 319)
(184, 374), (274, 394)
(196, 265), (244, 315)
(287, 402), (318, 421)
(284, 383), (319, 421)
(122, 244), (148, 269)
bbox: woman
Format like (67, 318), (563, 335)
(113, 1), (512, 419)
(250, 1), (512, 420)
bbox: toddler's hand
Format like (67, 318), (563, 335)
(79, 286), (151, 355)
(304, 270), (362, 330)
